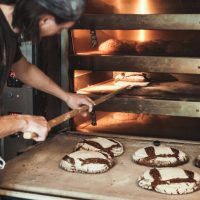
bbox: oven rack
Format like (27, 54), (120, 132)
(74, 14), (200, 30)
(75, 80), (200, 118)
(70, 55), (200, 75)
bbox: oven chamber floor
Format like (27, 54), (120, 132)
(0, 132), (199, 200)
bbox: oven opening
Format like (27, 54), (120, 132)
(68, 0), (200, 141)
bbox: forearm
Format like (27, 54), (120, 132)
(12, 57), (69, 102)
(0, 115), (26, 138)
(12, 57), (95, 111)
(0, 114), (49, 141)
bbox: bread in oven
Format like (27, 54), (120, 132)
(60, 150), (114, 174)
(135, 40), (166, 56)
(132, 146), (189, 167)
(74, 137), (124, 157)
(138, 168), (200, 194)
(166, 40), (200, 57)
(98, 39), (136, 54)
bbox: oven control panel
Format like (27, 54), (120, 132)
(3, 85), (34, 114)
(7, 71), (23, 88)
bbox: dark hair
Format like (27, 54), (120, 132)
(12, 0), (86, 42)
(0, 0), (16, 4)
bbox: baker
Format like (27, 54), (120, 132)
(0, 0), (94, 142)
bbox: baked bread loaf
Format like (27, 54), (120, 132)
(138, 168), (200, 195)
(98, 39), (136, 54)
(132, 146), (189, 167)
(166, 40), (200, 57)
(136, 40), (166, 56)
(75, 137), (124, 157)
(60, 150), (114, 174)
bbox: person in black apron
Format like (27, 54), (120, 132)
(0, 0), (94, 144)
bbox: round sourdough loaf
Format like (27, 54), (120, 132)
(60, 150), (114, 174)
(132, 146), (189, 167)
(138, 168), (200, 195)
(98, 39), (136, 54)
(74, 137), (124, 157)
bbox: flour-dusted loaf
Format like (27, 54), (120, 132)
(195, 155), (200, 168)
(75, 137), (124, 157)
(60, 150), (114, 174)
(138, 168), (200, 195)
(115, 72), (146, 82)
(132, 146), (189, 167)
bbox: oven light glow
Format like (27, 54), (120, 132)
(139, 0), (148, 14)
(138, 30), (145, 42)
(138, 0), (148, 42)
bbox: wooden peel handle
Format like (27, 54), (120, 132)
(23, 85), (130, 140)
(23, 105), (89, 140)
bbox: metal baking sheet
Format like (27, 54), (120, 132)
(0, 132), (200, 200)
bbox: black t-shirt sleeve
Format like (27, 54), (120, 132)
(13, 44), (22, 63)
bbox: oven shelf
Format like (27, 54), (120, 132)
(70, 55), (200, 74)
(77, 81), (200, 118)
(74, 14), (200, 30)
(94, 97), (200, 118)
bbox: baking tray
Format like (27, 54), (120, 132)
(0, 132), (199, 200)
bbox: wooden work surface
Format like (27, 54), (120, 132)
(0, 132), (200, 200)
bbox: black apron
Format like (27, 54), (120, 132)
(0, 9), (22, 114)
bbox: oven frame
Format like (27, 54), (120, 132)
(69, 13), (200, 118)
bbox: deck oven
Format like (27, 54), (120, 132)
(0, 1), (200, 200)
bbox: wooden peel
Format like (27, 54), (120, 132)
(23, 83), (148, 140)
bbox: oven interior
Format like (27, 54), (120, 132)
(67, 0), (200, 141)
